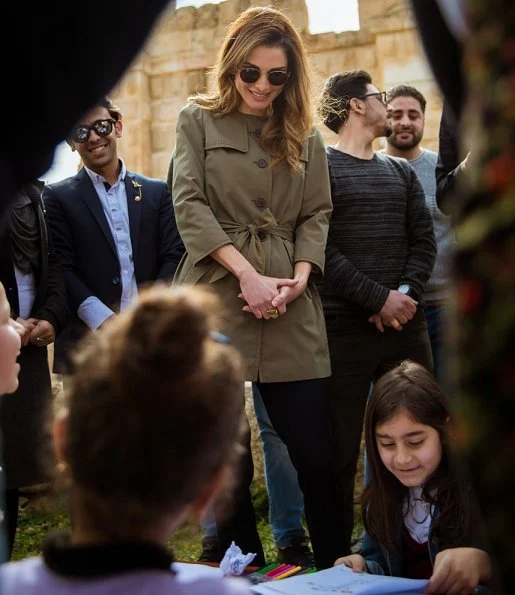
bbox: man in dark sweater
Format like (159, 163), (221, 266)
(317, 70), (436, 555)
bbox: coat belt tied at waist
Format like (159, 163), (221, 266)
(208, 209), (294, 283)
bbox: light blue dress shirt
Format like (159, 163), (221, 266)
(13, 267), (36, 319)
(77, 161), (138, 330)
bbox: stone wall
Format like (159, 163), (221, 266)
(110, 0), (442, 177)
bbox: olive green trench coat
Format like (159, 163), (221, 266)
(169, 103), (332, 382)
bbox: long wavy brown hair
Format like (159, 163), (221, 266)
(191, 6), (313, 171)
(362, 360), (478, 555)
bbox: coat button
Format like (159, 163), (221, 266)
(255, 197), (266, 209)
(112, 276), (120, 285)
(257, 159), (267, 168)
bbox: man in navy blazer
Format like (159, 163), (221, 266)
(43, 96), (184, 372)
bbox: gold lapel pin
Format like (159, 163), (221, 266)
(132, 179), (143, 202)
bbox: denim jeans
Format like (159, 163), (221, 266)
(200, 509), (217, 540)
(424, 305), (445, 386)
(252, 384), (306, 548)
(363, 383), (374, 488)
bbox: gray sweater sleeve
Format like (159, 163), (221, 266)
(325, 239), (391, 312)
(399, 162), (437, 299)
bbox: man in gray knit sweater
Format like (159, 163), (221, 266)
(384, 85), (456, 384)
(317, 70), (436, 555)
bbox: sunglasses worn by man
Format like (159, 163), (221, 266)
(239, 66), (290, 86)
(70, 118), (116, 143)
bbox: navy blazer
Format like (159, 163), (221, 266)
(42, 167), (184, 370)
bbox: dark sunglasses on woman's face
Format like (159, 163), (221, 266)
(70, 119), (116, 143)
(239, 67), (290, 87)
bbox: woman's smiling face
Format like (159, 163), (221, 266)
(235, 45), (288, 116)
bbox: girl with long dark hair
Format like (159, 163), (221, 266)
(335, 360), (493, 593)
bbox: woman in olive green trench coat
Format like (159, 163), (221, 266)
(172, 104), (331, 383)
(169, 6), (347, 570)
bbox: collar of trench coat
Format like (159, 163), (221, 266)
(203, 110), (310, 162)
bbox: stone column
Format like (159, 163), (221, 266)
(111, 51), (153, 176)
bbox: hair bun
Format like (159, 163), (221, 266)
(113, 286), (217, 389)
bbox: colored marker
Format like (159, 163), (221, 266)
(257, 563), (279, 575)
(266, 563), (290, 578)
(295, 566), (317, 575)
(263, 563), (282, 575)
(269, 565), (293, 579)
(273, 565), (302, 580)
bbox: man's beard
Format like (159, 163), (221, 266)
(387, 129), (423, 151)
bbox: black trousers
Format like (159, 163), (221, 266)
(215, 378), (346, 570)
(256, 378), (347, 570)
(325, 308), (433, 553)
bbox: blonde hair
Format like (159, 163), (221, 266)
(191, 6), (313, 171)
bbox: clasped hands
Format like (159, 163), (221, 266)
(368, 290), (418, 333)
(238, 269), (306, 320)
(15, 317), (56, 347)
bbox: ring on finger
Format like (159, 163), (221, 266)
(266, 307), (279, 319)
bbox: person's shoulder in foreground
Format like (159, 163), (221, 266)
(0, 554), (252, 594)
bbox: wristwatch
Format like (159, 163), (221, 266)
(398, 284), (419, 300)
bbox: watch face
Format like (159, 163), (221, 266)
(398, 284), (410, 294)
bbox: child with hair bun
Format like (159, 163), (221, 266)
(335, 360), (493, 594)
(0, 284), (253, 594)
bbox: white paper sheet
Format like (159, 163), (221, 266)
(172, 561), (224, 583)
(251, 564), (428, 594)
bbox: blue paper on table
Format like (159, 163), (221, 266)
(251, 564), (428, 594)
